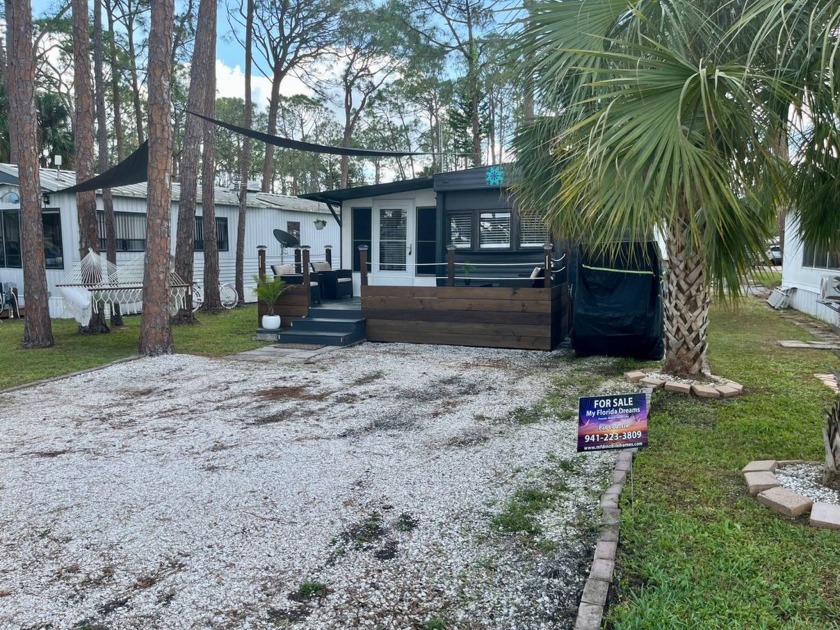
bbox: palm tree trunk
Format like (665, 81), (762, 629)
(5, 0), (53, 347)
(824, 401), (840, 491)
(663, 218), (709, 376)
(139, 0), (175, 356)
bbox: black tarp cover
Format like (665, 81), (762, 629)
(58, 141), (148, 194)
(571, 241), (664, 360)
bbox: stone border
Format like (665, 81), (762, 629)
(574, 448), (635, 630)
(625, 369), (744, 399)
(743, 460), (840, 529)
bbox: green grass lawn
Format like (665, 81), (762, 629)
(608, 299), (840, 629)
(0, 306), (267, 389)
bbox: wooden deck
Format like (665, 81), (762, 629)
(362, 284), (569, 351)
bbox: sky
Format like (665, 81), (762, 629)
(28, 0), (314, 111)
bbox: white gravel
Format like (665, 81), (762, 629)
(0, 343), (618, 629)
(775, 463), (840, 506)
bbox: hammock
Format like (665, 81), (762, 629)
(56, 249), (190, 325)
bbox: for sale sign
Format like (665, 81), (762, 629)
(577, 393), (648, 452)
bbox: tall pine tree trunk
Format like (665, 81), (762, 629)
(6, 0), (53, 348)
(73, 0), (108, 334)
(235, 0), (254, 306)
(139, 0), (175, 356)
(174, 0), (215, 321)
(261, 69), (283, 192)
(95, 0), (122, 326)
(663, 213), (710, 376)
(126, 19), (145, 145)
(201, 29), (220, 310)
(106, 1), (125, 162)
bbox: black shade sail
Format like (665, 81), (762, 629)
(188, 110), (431, 158)
(58, 141), (149, 194)
(56, 111), (430, 195)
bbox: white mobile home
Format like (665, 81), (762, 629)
(780, 214), (840, 325)
(0, 165), (337, 318)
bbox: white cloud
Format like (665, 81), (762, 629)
(215, 60), (312, 112)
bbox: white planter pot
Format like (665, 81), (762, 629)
(261, 314), (281, 330)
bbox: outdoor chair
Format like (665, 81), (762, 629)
(1, 282), (20, 319)
(272, 263), (321, 304)
(310, 261), (353, 300)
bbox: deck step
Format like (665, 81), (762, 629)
(307, 307), (363, 320)
(277, 329), (365, 346)
(292, 317), (366, 334)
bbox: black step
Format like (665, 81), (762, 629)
(292, 317), (365, 334)
(308, 306), (363, 320)
(277, 329), (365, 346)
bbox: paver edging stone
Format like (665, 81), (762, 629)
(743, 459), (840, 528)
(573, 383), (650, 630)
(624, 368), (744, 400)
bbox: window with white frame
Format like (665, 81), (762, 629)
(479, 212), (511, 249)
(520, 213), (549, 247)
(449, 214), (472, 248)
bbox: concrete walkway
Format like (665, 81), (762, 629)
(227, 343), (337, 364)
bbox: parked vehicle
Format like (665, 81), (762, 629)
(767, 243), (782, 266)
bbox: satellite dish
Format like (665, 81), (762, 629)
(273, 229), (300, 248)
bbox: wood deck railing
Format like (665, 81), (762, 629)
(361, 284), (568, 351)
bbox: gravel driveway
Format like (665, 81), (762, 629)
(0, 343), (617, 629)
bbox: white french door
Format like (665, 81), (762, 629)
(372, 201), (415, 283)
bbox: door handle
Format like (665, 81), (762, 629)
(407, 244), (412, 255)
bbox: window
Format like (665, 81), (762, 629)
(0, 209), (64, 269)
(287, 221), (300, 242)
(97, 211), (146, 252)
(416, 207), (437, 276)
(352, 208), (372, 272)
(194, 216), (229, 252)
(479, 212), (511, 249)
(520, 213), (549, 247)
(379, 208), (406, 271)
(449, 214), (472, 249)
(803, 243), (840, 270)
(1, 210), (21, 268)
(43, 211), (63, 268)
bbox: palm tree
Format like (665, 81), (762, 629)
(512, 0), (791, 376)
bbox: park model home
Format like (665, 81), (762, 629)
(302, 165), (571, 351)
(0, 164), (335, 318)
(303, 165), (557, 294)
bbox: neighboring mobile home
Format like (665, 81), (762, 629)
(0, 164), (336, 318)
(780, 214), (840, 324)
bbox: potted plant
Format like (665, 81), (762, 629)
(461, 261), (475, 286)
(314, 218), (327, 230)
(253, 274), (288, 329)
